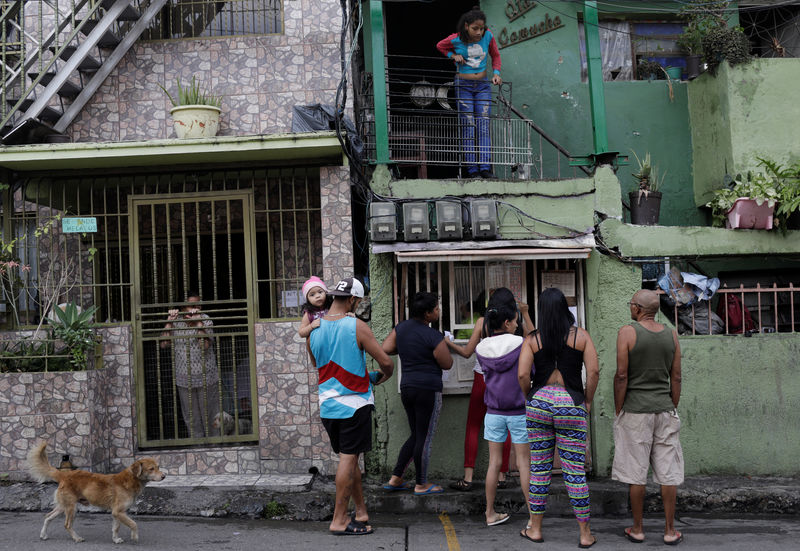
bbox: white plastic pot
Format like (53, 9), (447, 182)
(170, 105), (221, 139)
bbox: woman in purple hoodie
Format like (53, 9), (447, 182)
(475, 295), (530, 527)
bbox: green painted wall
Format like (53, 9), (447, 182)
(483, 1), (702, 226)
(690, 59), (800, 205)
(584, 251), (642, 473)
(679, 334), (800, 475)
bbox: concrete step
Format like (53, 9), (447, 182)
(2, 475), (798, 521)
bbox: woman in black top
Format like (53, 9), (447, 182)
(517, 288), (599, 548)
(382, 292), (453, 495)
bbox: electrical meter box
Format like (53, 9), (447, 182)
(435, 201), (463, 240)
(470, 199), (498, 239)
(369, 202), (397, 242)
(402, 202), (430, 242)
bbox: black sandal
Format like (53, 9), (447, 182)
(449, 479), (473, 491)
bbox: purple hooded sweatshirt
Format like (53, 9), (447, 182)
(475, 333), (526, 415)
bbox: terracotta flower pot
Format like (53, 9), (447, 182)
(170, 105), (221, 139)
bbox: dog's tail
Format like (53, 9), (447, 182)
(27, 442), (61, 483)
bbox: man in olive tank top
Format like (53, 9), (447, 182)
(613, 290), (684, 546)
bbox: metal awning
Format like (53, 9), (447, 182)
(372, 237), (595, 262)
(0, 131), (343, 172)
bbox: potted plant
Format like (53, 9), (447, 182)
(758, 157), (800, 230)
(706, 172), (778, 229)
(636, 59), (665, 81)
(629, 151), (665, 225)
(159, 77), (222, 139)
(676, 22), (704, 79)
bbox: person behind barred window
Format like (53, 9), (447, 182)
(436, 6), (502, 179)
(160, 292), (220, 438)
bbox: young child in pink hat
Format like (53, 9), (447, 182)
(298, 276), (332, 339)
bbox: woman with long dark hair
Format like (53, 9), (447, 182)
(382, 292), (453, 495)
(518, 288), (599, 548)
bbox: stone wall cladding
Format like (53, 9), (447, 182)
(71, 1), (346, 141)
(320, 165), (354, 283)
(255, 321), (337, 475)
(0, 369), (94, 480)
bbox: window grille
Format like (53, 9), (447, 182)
(142, 0), (282, 40)
(395, 257), (585, 394)
(1, 167), (321, 328)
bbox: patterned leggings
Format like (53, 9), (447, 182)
(526, 385), (590, 521)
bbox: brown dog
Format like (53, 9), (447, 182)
(27, 442), (166, 544)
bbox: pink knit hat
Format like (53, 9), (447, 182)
(301, 276), (328, 301)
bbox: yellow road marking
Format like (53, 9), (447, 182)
(438, 511), (461, 551)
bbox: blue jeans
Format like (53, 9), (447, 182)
(456, 78), (492, 174)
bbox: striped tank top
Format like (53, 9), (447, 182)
(309, 316), (373, 419)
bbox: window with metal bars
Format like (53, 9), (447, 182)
(395, 257), (585, 394)
(1, 166), (321, 328)
(141, 0), (282, 40)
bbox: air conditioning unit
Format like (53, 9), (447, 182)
(369, 202), (397, 242)
(402, 202), (430, 242)
(435, 200), (463, 240)
(470, 199), (498, 239)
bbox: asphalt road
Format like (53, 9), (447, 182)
(1, 511), (798, 550)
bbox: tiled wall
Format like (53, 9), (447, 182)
(70, 0), (349, 141)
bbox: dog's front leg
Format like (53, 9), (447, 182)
(112, 509), (138, 543)
(111, 516), (124, 544)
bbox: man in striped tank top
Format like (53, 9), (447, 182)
(309, 277), (393, 536)
(613, 289), (684, 546)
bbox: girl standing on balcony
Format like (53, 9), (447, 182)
(436, 6), (502, 179)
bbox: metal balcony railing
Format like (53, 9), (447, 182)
(359, 55), (588, 180)
(658, 284), (800, 335)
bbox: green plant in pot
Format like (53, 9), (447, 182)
(159, 76), (222, 139)
(50, 302), (99, 370)
(629, 151), (665, 225)
(758, 157), (800, 230)
(636, 59), (665, 81)
(705, 172), (778, 229)
(676, 22), (704, 79)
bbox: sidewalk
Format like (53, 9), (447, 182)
(2, 474), (799, 520)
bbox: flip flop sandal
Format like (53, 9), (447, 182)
(487, 513), (510, 526)
(414, 484), (444, 495)
(520, 528), (544, 543)
(624, 527), (644, 543)
(382, 482), (411, 491)
(664, 532), (683, 546)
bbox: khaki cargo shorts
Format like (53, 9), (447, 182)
(611, 410), (684, 486)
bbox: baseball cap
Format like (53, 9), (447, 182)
(328, 277), (365, 298)
(301, 276), (328, 300)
